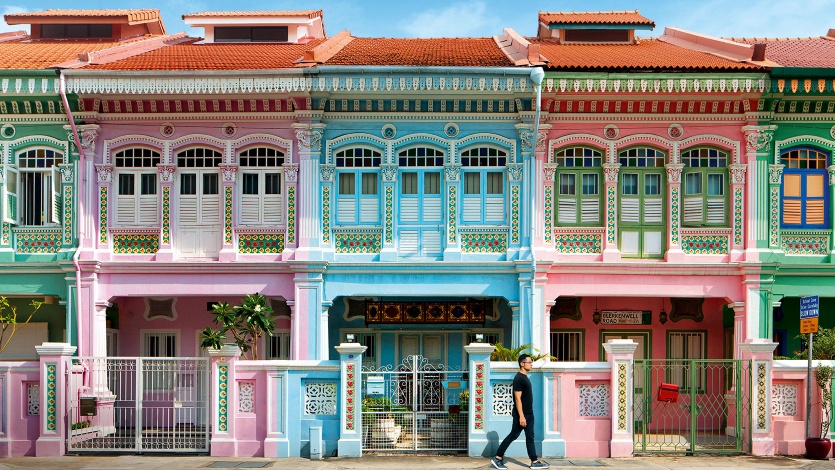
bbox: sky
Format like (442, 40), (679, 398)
(1, 0), (834, 40)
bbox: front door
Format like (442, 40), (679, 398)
(176, 169), (221, 258)
(398, 169), (443, 258)
(399, 333), (443, 365)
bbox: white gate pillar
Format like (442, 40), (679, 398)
(465, 342), (495, 457)
(336, 342), (367, 457)
(208, 345), (241, 456)
(741, 340), (778, 456)
(604, 339), (638, 458)
(35, 343), (76, 456)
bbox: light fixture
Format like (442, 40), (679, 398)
(659, 299), (668, 325)
(592, 298), (601, 325)
(345, 333), (356, 343)
(475, 333), (484, 343)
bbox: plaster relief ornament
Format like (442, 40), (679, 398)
(158, 165), (176, 183)
(668, 124), (683, 139)
(830, 125), (835, 140)
(95, 164), (113, 183)
(729, 164), (748, 185)
(604, 125), (619, 140)
(295, 127), (323, 152)
(768, 164), (784, 185)
(160, 123), (175, 137)
(320, 164), (335, 182)
(59, 165), (74, 183)
(445, 165), (460, 182)
(222, 123), (237, 138)
(284, 164), (299, 183)
(543, 164), (557, 182)
(744, 128), (774, 153)
(665, 164), (684, 184)
(381, 124), (397, 139)
(381, 165), (398, 183)
(220, 164), (238, 183)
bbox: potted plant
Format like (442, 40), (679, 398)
(490, 342), (555, 361)
(199, 293), (276, 360)
(798, 327), (835, 459)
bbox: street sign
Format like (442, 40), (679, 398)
(800, 296), (819, 319)
(801, 317), (819, 334)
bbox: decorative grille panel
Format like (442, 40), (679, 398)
(239, 381), (255, 413)
(27, 383), (39, 415)
(578, 384), (610, 417)
(492, 382), (513, 416)
(304, 382), (337, 415)
(771, 383), (798, 416)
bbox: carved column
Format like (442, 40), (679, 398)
(767, 164), (784, 252)
(292, 123), (326, 257)
(542, 164), (557, 247)
(829, 166), (835, 260)
(379, 164), (398, 261)
(218, 164), (238, 261)
(602, 163), (621, 262)
(65, 124), (100, 250)
(740, 340), (778, 456)
(729, 164), (748, 259)
(155, 164), (176, 261)
(665, 163), (685, 261)
(604, 339), (639, 457)
(515, 124), (549, 252)
(94, 164), (113, 253)
(443, 164), (462, 260)
(284, 163), (299, 253)
(741, 125), (776, 259)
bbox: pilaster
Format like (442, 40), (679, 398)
(379, 164), (397, 261)
(603, 339), (638, 458)
(35, 343), (76, 456)
(464, 343), (495, 457)
(443, 164), (462, 260)
(293, 123), (326, 259)
(155, 164), (176, 261)
(740, 340), (778, 456)
(729, 163), (748, 260)
(602, 163), (621, 262)
(218, 163), (238, 261)
(208, 345), (241, 456)
(665, 163), (685, 262)
(335, 343), (367, 457)
(741, 125), (776, 258)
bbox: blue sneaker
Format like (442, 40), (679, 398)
(491, 456), (508, 470)
(530, 460), (550, 469)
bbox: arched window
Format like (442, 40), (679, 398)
(618, 147), (666, 258)
(335, 147), (382, 225)
(460, 147), (507, 225)
(553, 147), (603, 226)
(6, 148), (64, 226)
(397, 147), (445, 257)
(238, 147), (285, 226)
(781, 147), (830, 228)
(114, 147), (161, 227)
(681, 148), (729, 227)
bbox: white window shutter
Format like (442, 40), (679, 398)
(138, 195), (158, 225)
(49, 166), (61, 224)
(3, 166), (19, 224)
(706, 199), (725, 225)
(179, 196), (199, 224)
(400, 229), (419, 256)
(580, 198), (600, 224)
(423, 198), (442, 222)
(337, 198), (356, 224)
(201, 195), (221, 224)
(643, 231), (663, 255)
(484, 197), (504, 223)
(683, 197), (703, 224)
(621, 199), (640, 223)
(116, 193), (137, 225)
(621, 230), (639, 254)
(359, 198), (379, 223)
(240, 195), (260, 225)
(422, 230), (442, 256)
(558, 198), (577, 224)
(262, 194), (283, 225)
(400, 198), (419, 223)
(643, 198), (663, 224)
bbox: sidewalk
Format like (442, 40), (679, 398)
(0, 455), (833, 470)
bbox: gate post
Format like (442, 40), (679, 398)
(336, 342), (366, 457)
(740, 340), (777, 456)
(35, 342), (76, 456)
(603, 339), (638, 458)
(208, 345), (241, 456)
(465, 342), (495, 458)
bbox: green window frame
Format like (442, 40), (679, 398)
(618, 147), (666, 258)
(553, 146), (603, 226)
(681, 148), (728, 227)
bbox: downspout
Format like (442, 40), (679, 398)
(529, 67), (544, 349)
(60, 71), (85, 356)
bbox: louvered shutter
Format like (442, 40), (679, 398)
(782, 199), (801, 225)
(558, 198), (577, 224)
(263, 194), (283, 224)
(621, 199), (640, 223)
(116, 178), (137, 226)
(240, 194), (260, 225)
(423, 230), (442, 256)
(400, 229), (419, 256)
(580, 198), (599, 224)
(806, 200), (825, 225)
(49, 166), (61, 224)
(138, 194), (158, 225)
(201, 193), (221, 224)
(706, 199), (724, 225)
(337, 198), (356, 224)
(484, 197), (504, 223)
(423, 198), (442, 222)
(683, 197), (703, 224)
(179, 196), (198, 225)
(643, 198), (663, 224)
(359, 198), (379, 223)
(400, 198), (419, 223)
(3, 166), (18, 224)
(462, 198), (481, 222)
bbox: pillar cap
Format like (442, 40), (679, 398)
(464, 343), (496, 355)
(207, 344), (242, 357)
(603, 339), (639, 355)
(35, 342), (77, 356)
(739, 340), (778, 354)
(335, 343), (367, 355)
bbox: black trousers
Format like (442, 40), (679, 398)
(495, 412), (536, 461)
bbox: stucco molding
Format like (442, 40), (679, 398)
(103, 134), (167, 165)
(774, 135), (835, 165)
(679, 134), (742, 165)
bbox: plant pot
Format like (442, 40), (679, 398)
(371, 418), (401, 446)
(805, 437), (832, 459)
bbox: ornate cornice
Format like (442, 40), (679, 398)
(542, 76), (767, 95)
(742, 125), (776, 153)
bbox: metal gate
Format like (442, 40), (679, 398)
(361, 355), (468, 452)
(67, 357), (209, 453)
(633, 359), (751, 454)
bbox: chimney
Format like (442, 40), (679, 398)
(752, 43), (767, 61)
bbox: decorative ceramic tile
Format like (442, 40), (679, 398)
(492, 382), (513, 416)
(238, 381), (254, 413)
(304, 382), (337, 415)
(334, 232), (381, 253)
(681, 234), (728, 254)
(448, 186), (457, 243)
(771, 383), (797, 416)
(607, 186), (616, 244)
(345, 362), (357, 431)
(27, 383), (40, 416)
(460, 232), (507, 253)
(385, 186), (393, 244)
(287, 186), (296, 244)
(16, 230), (62, 254)
(781, 234), (828, 255)
(579, 384), (610, 417)
(62, 186), (72, 245)
(511, 185), (520, 244)
(473, 362), (486, 429)
(2, 221), (9, 246)
(224, 187), (233, 245)
(112, 233), (159, 254)
(45, 364), (56, 431)
(757, 363), (767, 430)
(734, 187), (743, 246)
(218, 365), (229, 432)
(769, 187), (779, 247)
(544, 185), (553, 244)
(238, 233), (284, 253)
(671, 187), (680, 246)
(554, 233), (602, 253)
(617, 364), (627, 430)
(162, 187), (170, 245)
(99, 187), (108, 245)
(322, 186), (330, 243)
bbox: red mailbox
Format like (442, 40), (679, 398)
(656, 383), (679, 403)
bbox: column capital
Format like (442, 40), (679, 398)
(464, 343), (496, 356)
(741, 124), (777, 154)
(334, 343), (367, 356)
(665, 163), (685, 184)
(292, 123), (327, 153)
(729, 163), (748, 185)
(768, 164), (785, 185)
(602, 163), (621, 183)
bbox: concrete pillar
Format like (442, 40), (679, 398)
(208, 345), (241, 456)
(601, 163), (621, 262)
(603, 339), (638, 458)
(665, 163), (684, 262)
(35, 343), (76, 456)
(218, 163), (238, 261)
(336, 342), (367, 457)
(740, 340), (778, 456)
(155, 164), (176, 261)
(464, 342), (495, 457)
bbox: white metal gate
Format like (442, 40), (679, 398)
(361, 355), (468, 452)
(67, 357), (209, 453)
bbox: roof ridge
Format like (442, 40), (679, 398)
(53, 32), (191, 69)
(539, 10), (640, 15)
(494, 28), (546, 66)
(0, 31), (27, 43)
(296, 30), (353, 66)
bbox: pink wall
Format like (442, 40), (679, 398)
(0, 362), (40, 457)
(234, 368), (269, 456)
(554, 369), (611, 457)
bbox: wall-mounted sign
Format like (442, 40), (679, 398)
(600, 310), (650, 325)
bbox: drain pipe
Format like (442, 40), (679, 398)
(60, 71), (85, 356)
(529, 67), (544, 350)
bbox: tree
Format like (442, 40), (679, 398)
(490, 342), (555, 361)
(199, 293), (276, 360)
(795, 327), (835, 439)
(0, 297), (43, 355)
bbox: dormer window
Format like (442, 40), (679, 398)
(215, 26), (288, 43)
(41, 24), (112, 39)
(563, 29), (629, 43)
(537, 10), (654, 44)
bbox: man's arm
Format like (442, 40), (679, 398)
(514, 390), (526, 426)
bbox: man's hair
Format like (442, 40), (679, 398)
(518, 354), (531, 367)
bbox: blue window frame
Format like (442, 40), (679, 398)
(780, 147), (829, 229)
(460, 147), (506, 225)
(336, 147), (381, 225)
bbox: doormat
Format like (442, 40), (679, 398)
(207, 462), (272, 468)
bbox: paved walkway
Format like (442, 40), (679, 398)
(0, 455), (833, 470)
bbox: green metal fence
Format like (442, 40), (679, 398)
(633, 359), (751, 454)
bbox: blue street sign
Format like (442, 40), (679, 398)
(800, 296), (820, 319)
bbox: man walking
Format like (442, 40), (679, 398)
(491, 354), (549, 469)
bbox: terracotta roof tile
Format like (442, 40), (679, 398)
(183, 10), (323, 19)
(539, 11), (655, 27)
(323, 38), (513, 67)
(534, 38), (762, 71)
(0, 39), (143, 69)
(5, 9), (161, 24)
(84, 38), (327, 70)
(727, 37), (835, 67)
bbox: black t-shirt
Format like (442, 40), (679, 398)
(512, 371), (533, 416)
